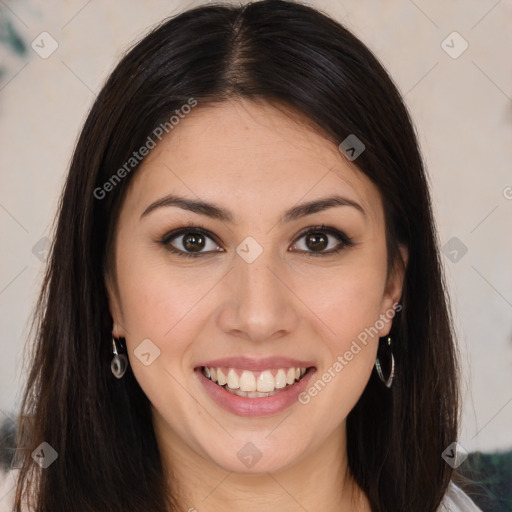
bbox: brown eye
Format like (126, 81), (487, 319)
(304, 232), (329, 252)
(182, 232), (206, 252)
(160, 227), (223, 258)
(291, 225), (354, 256)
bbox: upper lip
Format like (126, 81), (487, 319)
(196, 356), (316, 372)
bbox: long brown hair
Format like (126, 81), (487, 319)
(14, 1), (461, 510)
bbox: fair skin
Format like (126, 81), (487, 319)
(106, 98), (407, 512)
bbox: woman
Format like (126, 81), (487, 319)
(9, 1), (483, 510)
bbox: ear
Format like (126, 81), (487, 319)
(104, 269), (126, 338)
(378, 244), (408, 337)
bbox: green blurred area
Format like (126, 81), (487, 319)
(458, 450), (512, 512)
(0, 18), (26, 55)
(0, 6), (27, 82)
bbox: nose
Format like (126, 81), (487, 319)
(217, 250), (300, 343)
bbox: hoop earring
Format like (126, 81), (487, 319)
(111, 337), (128, 379)
(375, 336), (395, 388)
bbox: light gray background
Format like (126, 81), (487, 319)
(0, 0), (511, 453)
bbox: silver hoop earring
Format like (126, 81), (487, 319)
(375, 336), (395, 388)
(111, 337), (128, 379)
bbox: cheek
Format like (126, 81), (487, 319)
(304, 263), (387, 346)
(113, 257), (205, 418)
(295, 251), (387, 407)
(115, 236), (210, 333)
(114, 246), (213, 371)
(298, 268), (383, 422)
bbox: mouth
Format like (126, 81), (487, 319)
(199, 365), (312, 398)
(194, 363), (317, 416)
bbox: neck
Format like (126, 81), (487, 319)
(154, 413), (370, 512)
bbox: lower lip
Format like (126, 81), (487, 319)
(195, 367), (317, 417)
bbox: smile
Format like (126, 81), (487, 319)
(201, 366), (309, 397)
(195, 359), (317, 416)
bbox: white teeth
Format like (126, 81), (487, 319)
(227, 369), (239, 389)
(256, 370), (275, 392)
(217, 368), (227, 386)
(201, 365), (309, 395)
(226, 387), (281, 398)
(239, 370), (256, 392)
(275, 369), (287, 389)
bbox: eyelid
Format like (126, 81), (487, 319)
(159, 224), (220, 246)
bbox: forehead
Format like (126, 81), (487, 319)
(121, 99), (383, 227)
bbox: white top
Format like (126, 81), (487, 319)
(0, 469), (483, 511)
(438, 482), (484, 511)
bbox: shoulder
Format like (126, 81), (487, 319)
(0, 468), (18, 512)
(0, 468), (33, 512)
(438, 482), (483, 511)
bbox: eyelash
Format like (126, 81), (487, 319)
(158, 223), (354, 259)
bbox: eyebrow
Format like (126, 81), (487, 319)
(140, 193), (366, 223)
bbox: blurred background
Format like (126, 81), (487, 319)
(0, 0), (511, 509)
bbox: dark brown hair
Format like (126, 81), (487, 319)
(14, 1), (461, 510)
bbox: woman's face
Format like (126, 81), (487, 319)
(106, 98), (406, 476)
